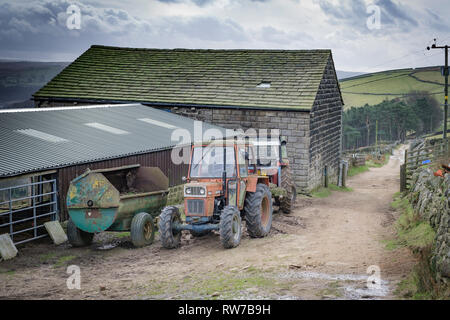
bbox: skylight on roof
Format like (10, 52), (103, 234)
(16, 129), (68, 143)
(256, 81), (271, 88)
(138, 118), (178, 129)
(85, 123), (129, 135)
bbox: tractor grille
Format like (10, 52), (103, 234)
(187, 199), (204, 215)
(190, 187), (204, 196)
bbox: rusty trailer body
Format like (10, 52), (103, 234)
(66, 165), (168, 247)
(57, 148), (186, 222)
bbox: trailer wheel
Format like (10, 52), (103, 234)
(244, 183), (273, 238)
(67, 218), (94, 247)
(130, 212), (155, 248)
(219, 206), (242, 249)
(280, 166), (297, 214)
(159, 206), (182, 249)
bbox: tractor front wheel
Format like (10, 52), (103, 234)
(244, 183), (273, 238)
(159, 206), (182, 249)
(219, 206), (242, 249)
(67, 218), (94, 247)
(131, 212), (155, 248)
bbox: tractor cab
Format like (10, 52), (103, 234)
(185, 141), (259, 221)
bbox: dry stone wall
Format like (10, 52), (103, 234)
(409, 168), (450, 284)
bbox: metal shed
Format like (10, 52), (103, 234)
(0, 103), (227, 245)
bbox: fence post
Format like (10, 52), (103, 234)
(400, 164), (406, 192)
(8, 188), (13, 242)
(404, 149), (408, 191)
(342, 162), (347, 188)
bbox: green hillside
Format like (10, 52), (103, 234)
(340, 66), (446, 109)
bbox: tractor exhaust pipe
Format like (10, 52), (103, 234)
(222, 142), (227, 196)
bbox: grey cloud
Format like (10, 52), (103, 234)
(255, 26), (313, 45)
(155, 0), (215, 6)
(155, 0), (271, 6)
(318, 0), (419, 34)
(164, 17), (248, 42)
(0, 0), (253, 60)
(424, 8), (450, 33)
(318, 0), (371, 33)
(375, 0), (418, 27)
(0, 0), (155, 58)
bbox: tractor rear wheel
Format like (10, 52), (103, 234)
(219, 206), (242, 249)
(131, 212), (155, 248)
(280, 166), (297, 214)
(67, 218), (94, 247)
(244, 183), (273, 238)
(159, 206), (182, 249)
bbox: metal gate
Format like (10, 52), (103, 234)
(0, 177), (58, 245)
(400, 138), (449, 191)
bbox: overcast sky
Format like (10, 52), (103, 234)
(0, 0), (448, 72)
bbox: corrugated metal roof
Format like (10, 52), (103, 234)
(0, 104), (228, 178)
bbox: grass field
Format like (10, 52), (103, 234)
(340, 66), (445, 109)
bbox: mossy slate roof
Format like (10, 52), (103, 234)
(34, 45), (335, 111)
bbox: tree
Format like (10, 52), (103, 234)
(342, 93), (442, 150)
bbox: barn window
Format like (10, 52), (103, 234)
(256, 81), (271, 88)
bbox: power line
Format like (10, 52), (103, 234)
(361, 50), (425, 71)
(393, 51), (441, 69)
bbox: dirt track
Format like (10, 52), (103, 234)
(0, 146), (416, 300)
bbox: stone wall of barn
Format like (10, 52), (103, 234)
(308, 56), (343, 189)
(169, 107), (312, 191)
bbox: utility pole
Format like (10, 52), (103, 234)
(427, 40), (448, 140)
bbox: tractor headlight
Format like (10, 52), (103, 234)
(184, 186), (207, 197)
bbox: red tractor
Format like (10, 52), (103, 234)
(158, 140), (273, 249)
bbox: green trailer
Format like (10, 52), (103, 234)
(66, 164), (168, 248)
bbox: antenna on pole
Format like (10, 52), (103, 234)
(427, 39), (449, 140)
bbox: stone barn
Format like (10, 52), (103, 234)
(33, 45), (344, 192)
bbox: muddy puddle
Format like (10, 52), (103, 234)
(276, 271), (391, 300)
